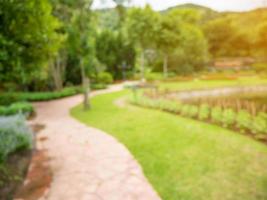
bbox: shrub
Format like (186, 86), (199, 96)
(198, 104), (210, 120)
(0, 93), (20, 105)
(0, 115), (32, 162)
(0, 87), (81, 104)
(221, 108), (236, 128)
(211, 107), (223, 124)
(145, 73), (164, 82)
(251, 115), (267, 138)
(181, 105), (191, 117)
(0, 102), (33, 116)
(91, 83), (107, 90)
(97, 72), (113, 84)
(236, 110), (252, 131)
(187, 105), (199, 118)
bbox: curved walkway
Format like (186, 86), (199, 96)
(31, 83), (161, 200)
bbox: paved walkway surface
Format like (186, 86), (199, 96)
(31, 83), (161, 200)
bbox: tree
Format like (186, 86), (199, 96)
(156, 13), (181, 78)
(0, 0), (62, 91)
(173, 23), (209, 74)
(126, 5), (159, 81)
(257, 23), (267, 56)
(95, 30), (136, 79)
(203, 18), (235, 58)
(70, 0), (95, 110)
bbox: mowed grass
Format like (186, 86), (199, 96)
(71, 90), (267, 200)
(160, 77), (267, 91)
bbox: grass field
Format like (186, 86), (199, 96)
(160, 77), (267, 91)
(71, 90), (267, 200)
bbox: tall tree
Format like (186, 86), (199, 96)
(126, 5), (159, 81)
(156, 13), (181, 78)
(71, 0), (95, 110)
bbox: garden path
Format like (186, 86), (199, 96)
(30, 83), (161, 200)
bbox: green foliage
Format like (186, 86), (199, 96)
(126, 5), (160, 50)
(0, 0), (62, 89)
(97, 72), (113, 84)
(198, 104), (210, 120)
(145, 73), (164, 82)
(180, 104), (190, 116)
(221, 108), (236, 128)
(252, 62), (267, 74)
(251, 114), (267, 138)
(0, 87), (81, 104)
(95, 30), (136, 79)
(211, 106), (223, 124)
(0, 102), (33, 116)
(236, 110), (252, 131)
(0, 115), (32, 162)
(91, 83), (107, 90)
(187, 105), (199, 118)
(203, 18), (237, 57)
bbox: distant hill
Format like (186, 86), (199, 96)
(164, 3), (216, 13)
(95, 3), (267, 35)
(162, 3), (219, 23)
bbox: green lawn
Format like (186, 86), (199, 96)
(160, 77), (267, 91)
(71, 90), (267, 200)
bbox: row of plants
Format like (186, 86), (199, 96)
(0, 83), (109, 106)
(0, 102), (34, 116)
(130, 95), (267, 142)
(0, 115), (33, 199)
(0, 87), (82, 105)
(185, 95), (267, 115)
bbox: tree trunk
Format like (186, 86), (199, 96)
(51, 54), (66, 91)
(80, 58), (90, 110)
(141, 51), (145, 82)
(163, 54), (168, 79)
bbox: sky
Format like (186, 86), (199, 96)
(92, 0), (267, 12)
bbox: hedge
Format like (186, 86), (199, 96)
(0, 102), (34, 116)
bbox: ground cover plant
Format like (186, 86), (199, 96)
(0, 115), (33, 199)
(0, 115), (32, 161)
(72, 90), (267, 200)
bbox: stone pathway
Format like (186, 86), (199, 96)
(29, 83), (161, 200)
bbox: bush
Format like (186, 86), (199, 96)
(236, 110), (251, 131)
(221, 108), (236, 128)
(251, 115), (267, 138)
(0, 102), (33, 116)
(187, 105), (199, 118)
(97, 72), (113, 84)
(252, 62), (267, 73)
(91, 83), (107, 90)
(198, 104), (210, 120)
(0, 115), (32, 162)
(181, 105), (191, 117)
(211, 107), (223, 124)
(145, 73), (164, 82)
